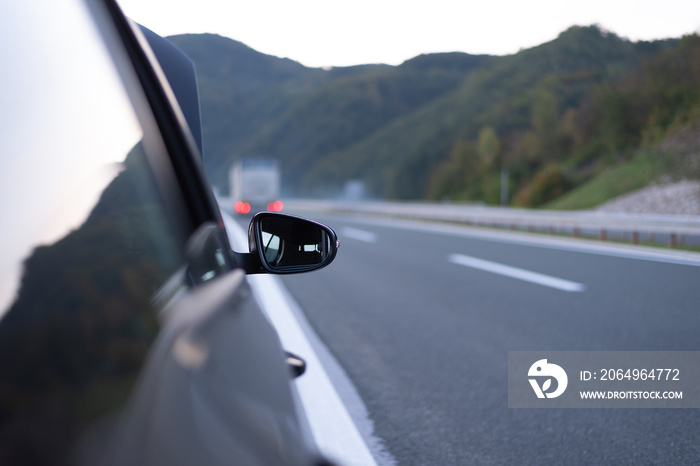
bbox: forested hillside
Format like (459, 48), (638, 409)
(169, 26), (700, 207)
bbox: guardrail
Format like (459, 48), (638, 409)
(282, 200), (700, 248)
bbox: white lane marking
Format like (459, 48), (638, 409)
(247, 274), (379, 466)
(448, 253), (586, 292)
(223, 213), (379, 466)
(341, 227), (378, 243)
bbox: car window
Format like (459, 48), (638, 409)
(0, 2), (193, 462)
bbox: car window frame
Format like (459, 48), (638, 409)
(88, 0), (226, 246)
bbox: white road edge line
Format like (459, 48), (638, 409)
(448, 253), (586, 292)
(341, 227), (378, 243)
(354, 217), (700, 267)
(222, 212), (379, 466)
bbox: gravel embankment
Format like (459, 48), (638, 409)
(597, 180), (700, 215)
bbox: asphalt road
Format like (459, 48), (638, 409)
(278, 214), (700, 465)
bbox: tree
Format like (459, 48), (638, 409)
(531, 87), (560, 163)
(477, 126), (501, 170)
(427, 141), (478, 200)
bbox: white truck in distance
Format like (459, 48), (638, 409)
(230, 158), (282, 214)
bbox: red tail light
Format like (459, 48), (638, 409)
(234, 201), (251, 214)
(267, 200), (284, 212)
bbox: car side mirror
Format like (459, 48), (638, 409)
(235, 213), (339, 274)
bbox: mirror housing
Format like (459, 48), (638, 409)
(236, 213), (339, 275)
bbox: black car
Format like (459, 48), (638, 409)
(0, 0), (338, 464)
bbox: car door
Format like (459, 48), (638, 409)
(0, 1), (325, 464)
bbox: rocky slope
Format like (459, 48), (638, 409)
(597, 179), (700, 215)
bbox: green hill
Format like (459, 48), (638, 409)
(238, 52), (491, 193)
(167, 33), (327, 188)
(168, 26), (698, 206)
(169, 32), (489, 193)
(304, 26), (677, 199)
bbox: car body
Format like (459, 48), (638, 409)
(0, 1), (336, 464)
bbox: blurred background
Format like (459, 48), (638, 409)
(119, 1), (700, 464)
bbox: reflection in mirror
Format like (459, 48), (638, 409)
(262, 231), (282, 265)
(256, 214), (337, 272)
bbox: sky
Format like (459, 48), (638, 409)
(117, 0), (700, 68)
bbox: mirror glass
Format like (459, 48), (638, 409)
(258, 215), (336, 271)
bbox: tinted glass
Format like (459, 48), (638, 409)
(0, 1), (189, 462)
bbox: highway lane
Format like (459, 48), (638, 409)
(279, 213), (700, 465)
